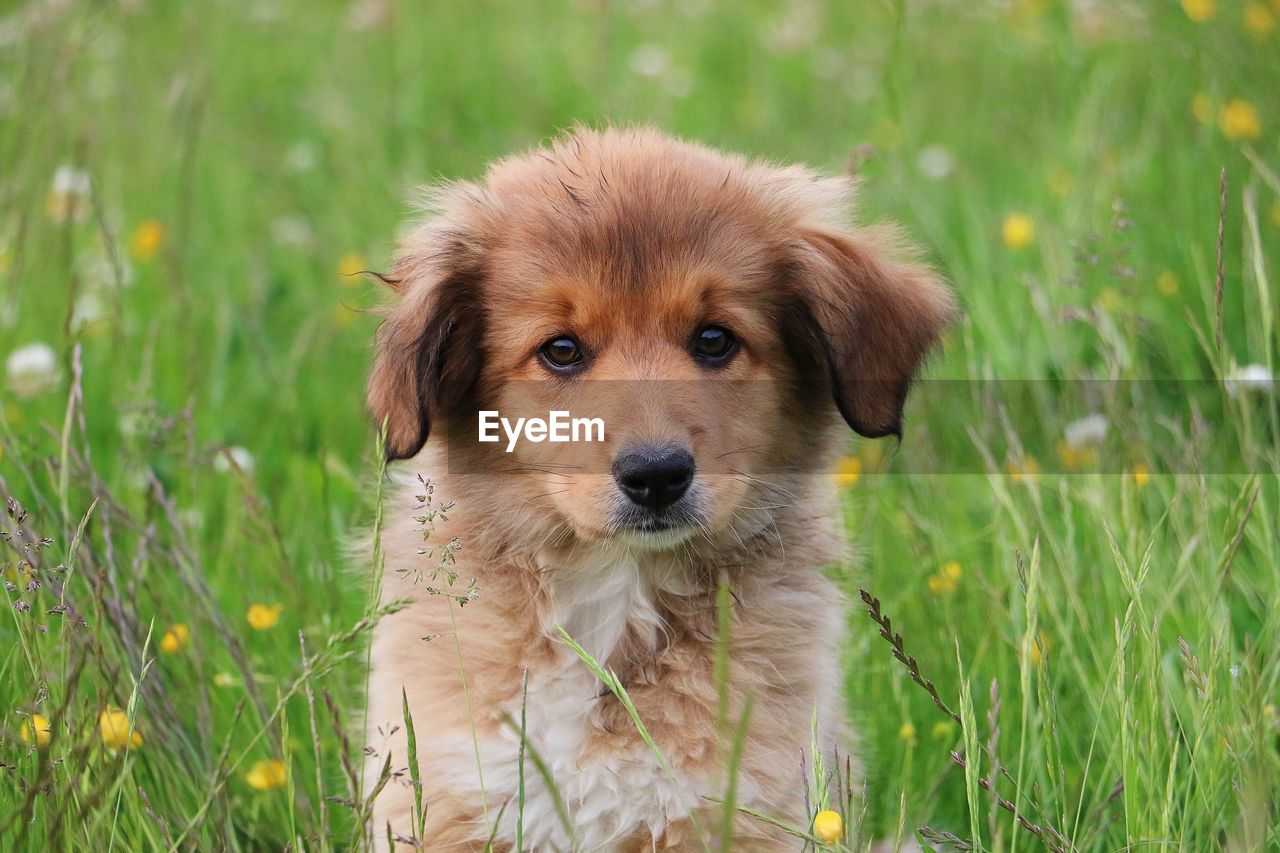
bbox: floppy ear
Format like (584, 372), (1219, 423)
(367, 226), (487, 461)
(791, 226), (956, 439)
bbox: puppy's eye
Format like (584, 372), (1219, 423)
(539, 336), (584, 371)
(692, 325), (737, 363)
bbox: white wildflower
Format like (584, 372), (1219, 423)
(6, 343), (59, 398)
(628, 44), (670, 79)
(1225, 363), (1274, 397)
(916, 145), (954, 180)
(1063, 413), (1108, 448)
(71, 292), (108, 332)
(46, 166), (91, 224)
(214, 445), (256, 474)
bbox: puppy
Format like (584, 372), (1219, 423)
(364, 126), (953, 850)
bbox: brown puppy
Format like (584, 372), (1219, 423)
(364, 127), (954, 850)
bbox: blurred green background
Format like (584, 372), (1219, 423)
(2, 0), (1278, 849)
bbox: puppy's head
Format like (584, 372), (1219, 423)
(368, 127), (955, 550)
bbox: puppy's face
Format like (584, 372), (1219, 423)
(478, 242), (797, 547)
(368, 128), (955, 551)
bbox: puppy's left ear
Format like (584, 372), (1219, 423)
(791, 226), (957, 438)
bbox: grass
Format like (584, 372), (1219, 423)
(2, 0), (1278, 849)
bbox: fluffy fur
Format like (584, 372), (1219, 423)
(363, 127), (954, 850)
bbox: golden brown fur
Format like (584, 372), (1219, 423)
(363, 126), (954, 850)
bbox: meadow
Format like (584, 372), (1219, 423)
(2, 0), (1278, 849)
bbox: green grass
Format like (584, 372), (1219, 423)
(2, 0), (1278, 849)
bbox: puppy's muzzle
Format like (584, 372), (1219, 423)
(611, 444), (694, 512)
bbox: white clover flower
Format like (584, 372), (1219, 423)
(1225, 363), (1274, 398)
(71, 292), (108, 332)
(214, 445), (256, 474)
(6, 343), (59, 397)
(46, 166), (91, 223)
(1063, 413), (1108, 448)
(51, 166), (90, 196)
(916, 145), (954, 180)
(628, 44), (671, 79)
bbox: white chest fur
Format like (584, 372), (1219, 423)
(476, 548), (702, 850)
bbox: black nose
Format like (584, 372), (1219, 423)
(612, 445), (695, 511)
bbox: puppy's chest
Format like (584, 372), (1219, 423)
(488, 653), (712, 850)
(483, 562), (714, 848)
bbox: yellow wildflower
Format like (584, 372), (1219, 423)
(1056, 440), (1098, 472)
(834, 456), (862, 489)
(1131, 463), (1151, 487)
(1192, 93), (1214, 125)
(1182, 0), (1216, 22)
(928, 573), (958, 595)
(813, 809), (843, 844)
(213, 672), (236, 688)
(1263, 703), (1276, 720)
(899, 722), (917, 745)
(130, 220), (164, 261)
(159, 623), (190, 654)
(1007, 455), (1040, 482)
(99, 707), (142, 750)
(931, 720), (956, 740)
(20, 713), (52, 748)
(337, 252), (367, 284)
(1245, 2), (1276, 35)
(1220, 100), (1262, 140)
(1002, 213), (1034, 251)
(942, 561), (962, 582)
(245, 758), (288, 791)
(1157, 270), (1179, 296)
(247, 603), (283, 630)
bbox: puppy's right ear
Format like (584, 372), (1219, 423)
(367, 204), (489, 461)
